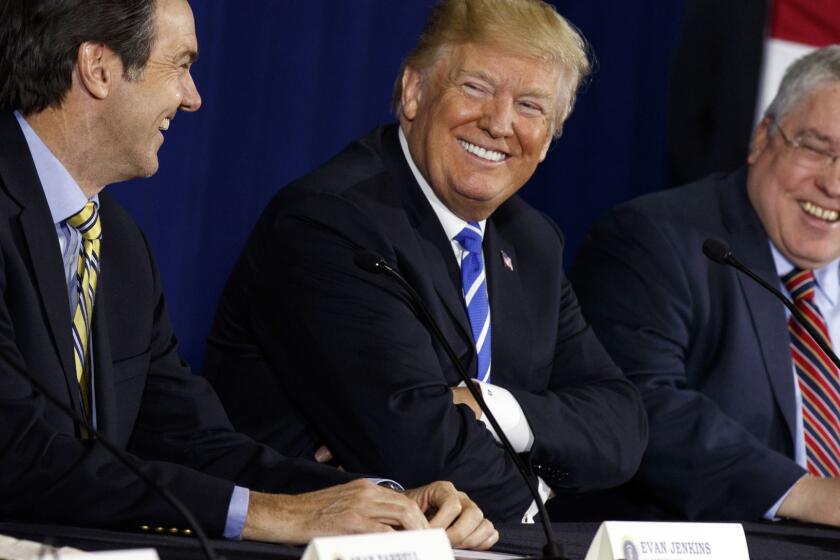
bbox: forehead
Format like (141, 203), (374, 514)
(781, 83), (840, 136)
(151, 0), (197, 56)
(435, 42), (566, 98)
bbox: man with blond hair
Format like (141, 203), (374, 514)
(206, 0), (647, 523)
(0, 0), (496, 548)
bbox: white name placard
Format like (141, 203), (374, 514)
(584, 521), (749, 560)
(301, 528), (453, 560)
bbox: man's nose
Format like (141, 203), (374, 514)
(180, 71), (202, 112)
(479, 97), (514, 138)
(817, 158), (840, 197)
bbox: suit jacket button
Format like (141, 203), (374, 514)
(140, 525), (150, 532)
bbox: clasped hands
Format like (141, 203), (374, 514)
(257, 384), (494, 549)
(243, 479), (498, 550)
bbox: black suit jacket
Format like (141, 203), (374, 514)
(0, 112), (354, 534)
(570, 169), (806, 521)
(205, 125), (647, 522)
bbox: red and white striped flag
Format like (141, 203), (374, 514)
(755, 0), (840, 121)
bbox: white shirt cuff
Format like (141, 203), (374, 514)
(522, 476), (554, 524)
(460, 380), (535, 453)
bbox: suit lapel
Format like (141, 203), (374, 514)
(382, 127), (473, 350)
(724, 172), (797, 441)
(416, 209), (474, 342)
(483, 220), (530, 382)
(0, 113), (80, 413)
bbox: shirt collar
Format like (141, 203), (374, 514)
(770, 240), (840, 306)
(398, 126), (486, 241)
(14, 112), (97, 225)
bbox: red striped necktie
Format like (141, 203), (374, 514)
(783, 268), (840, 477)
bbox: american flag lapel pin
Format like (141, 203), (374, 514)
(500, 250), (514, 271)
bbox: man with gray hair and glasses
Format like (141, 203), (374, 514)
(570, 45), (840, 526)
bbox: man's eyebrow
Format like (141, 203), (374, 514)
(457, 69), (496, 84)
(456, 69), (553, 99)
(174, 46), (198, 64)
(799, 127), (839, 146)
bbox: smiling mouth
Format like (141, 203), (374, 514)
(457, 139), (507, 163)
(159, 117), (171, 132)
(801, 200), (840, 223)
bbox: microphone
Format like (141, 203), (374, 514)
(354, 251), (568, 560)
(702, 238), (840, 370)
(10, 368), (219, 560)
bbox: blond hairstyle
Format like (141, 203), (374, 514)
(392, 0), (591, 137)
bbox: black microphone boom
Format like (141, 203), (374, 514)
(702, 238), (840, 370)
(354, 251), (568, 560)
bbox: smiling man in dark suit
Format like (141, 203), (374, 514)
(571, 45), (840, 527)
(205, 0), (647, 524)
(0, 0), (495, 548)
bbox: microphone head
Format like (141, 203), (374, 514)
(354, 251), (386, 273)
(702, 238), (733, 265)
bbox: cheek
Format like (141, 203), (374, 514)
(518, 124), (552, 159)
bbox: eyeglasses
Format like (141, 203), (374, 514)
(772, 120), (840, 170)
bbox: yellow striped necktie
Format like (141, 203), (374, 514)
(67, 201), (102, 423)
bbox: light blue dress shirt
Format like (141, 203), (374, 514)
(765, 242), (840, 519)
(14, 112), (249, 539)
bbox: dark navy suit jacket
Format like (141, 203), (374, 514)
(205, 124), (648, 523)
(571, 169), (806, 521)
(0, 111), (354, 534)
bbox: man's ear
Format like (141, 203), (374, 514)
(748, 117), (771, 165)
(76, 42), (120, 100)
(401, 66), (424, 121)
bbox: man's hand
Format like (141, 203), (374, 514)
(451, 386), (481, 419)
(242, 479), (428, 544)
(778, 475), (840, 525)
(404, 481), (498, 550)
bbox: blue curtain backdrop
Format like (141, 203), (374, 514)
(109, 1), (687, 372)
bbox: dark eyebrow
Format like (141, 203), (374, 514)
(174, 46), (198, 65)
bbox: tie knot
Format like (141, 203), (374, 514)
(67, 202), (101, 241)
(782, 268), (817, 301)
(454, 222), (483, 254)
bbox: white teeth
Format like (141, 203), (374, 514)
(801, 201), (839, 222)
(160, 118), (170, 131)
(458, 139), (506, 162)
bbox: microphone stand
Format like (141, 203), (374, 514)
(702, 238), (840, 369)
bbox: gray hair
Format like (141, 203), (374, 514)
(765, 45), (840, 122)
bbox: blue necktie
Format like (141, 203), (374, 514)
(455, 222), (492, 382)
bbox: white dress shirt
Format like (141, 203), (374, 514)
(765, 242), (840, 519)
(398, 127), (551, 522)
